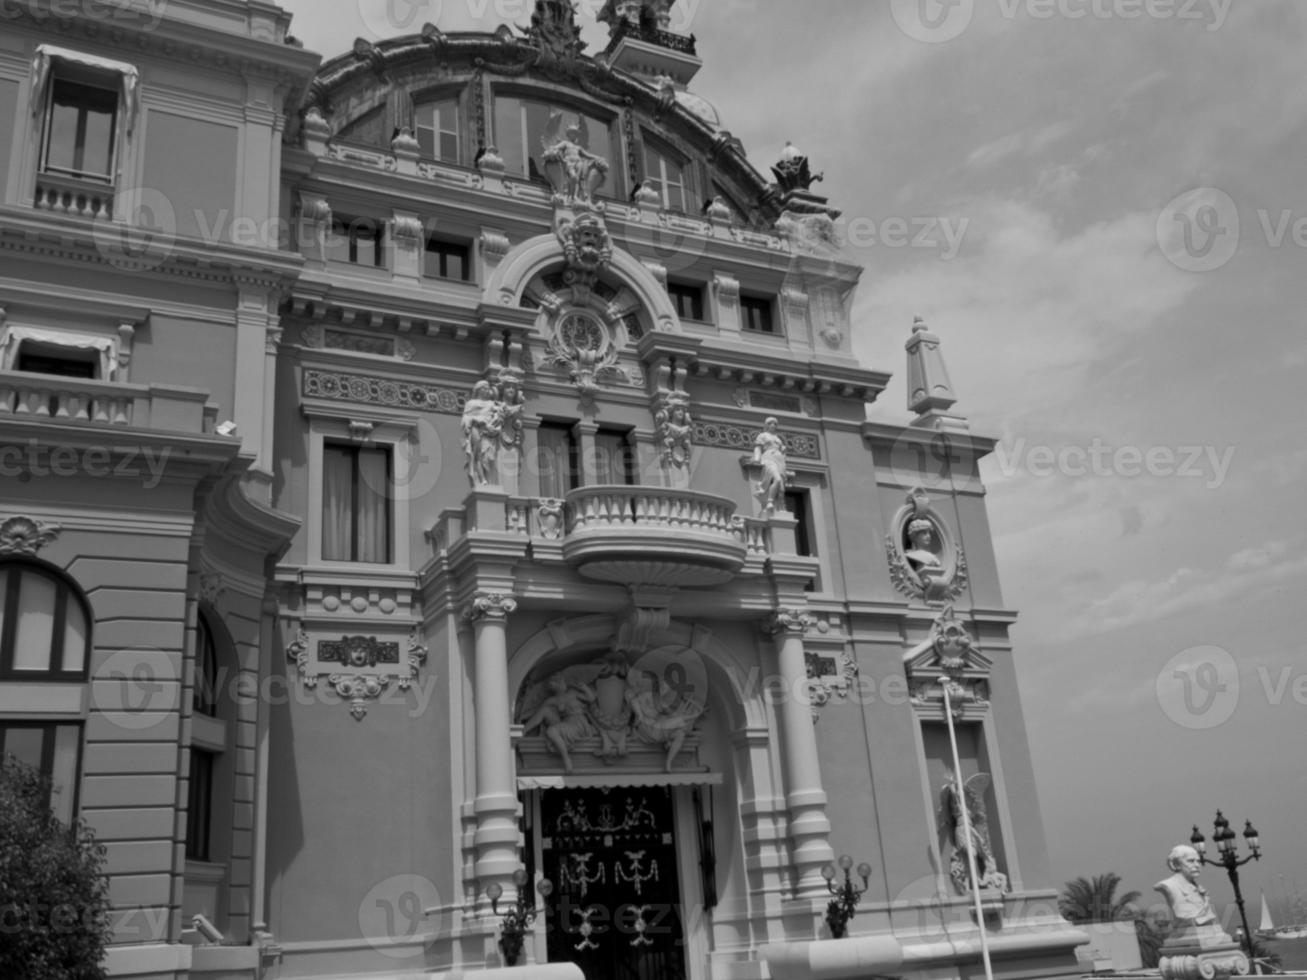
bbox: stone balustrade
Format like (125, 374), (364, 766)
(33, 172), (115, 220)
(561, 485), (747, 587)
(0, 372), (216, 434)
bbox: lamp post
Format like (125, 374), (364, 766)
(1189, 811), (1261, 964)
(820, 854), (872, 938)
(487, 868), (553, 966)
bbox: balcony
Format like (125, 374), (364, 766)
(0, 372), (216, 434)
(561, 486), (746, 587)
(33, 172), (115, 220)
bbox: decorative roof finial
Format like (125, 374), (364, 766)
(905, 315), (959, 418)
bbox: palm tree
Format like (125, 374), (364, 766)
(1059, 872), (1143, 924)
(1135, 909), (1171, 968)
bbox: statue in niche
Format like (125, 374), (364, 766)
(626, 667), (704, 772)
(520, 672), (598, 774)
(655, 395), (693, 468)
(461, 380), (505, 486)
(938, 771), (1007, 894)
(753, 417), (787, 512)
(904, 518), (944, 575)
(541, 110), (609, 205)
(1156, 845), (1218, 931)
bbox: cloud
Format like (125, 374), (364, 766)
(1065, 543), (1307, 638)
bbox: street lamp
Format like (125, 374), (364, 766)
(1189, 811), (1261, 963)
(820, 854), (872, 938)
(486, 868), (554, 966)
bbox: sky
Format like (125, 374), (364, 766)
(276, 0), (1307, 922)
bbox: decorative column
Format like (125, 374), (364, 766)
(466, 592), (521, 904)
(767, 607), (834, 900)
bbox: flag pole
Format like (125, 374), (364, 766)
(941, 676), (995, 980)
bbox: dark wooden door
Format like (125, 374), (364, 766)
(540, 786), (687, 980)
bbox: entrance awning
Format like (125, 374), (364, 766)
(517, 772), (723, 790)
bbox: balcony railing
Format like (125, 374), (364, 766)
(561, 485), (746, 587)
(607, 18), (698, 55)
(0, 372), (216, 434)
(33, 172), (115, 220)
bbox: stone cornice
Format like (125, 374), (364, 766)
(688, 346), (888, 404)
(2, 0), (321, 91)
(862, 420), (998, 456)
(0, 208), (304, 292)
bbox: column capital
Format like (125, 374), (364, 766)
(766, 607), (814, 637)
(465, 591), (518, 623)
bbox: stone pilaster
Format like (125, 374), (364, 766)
(465, 592), (521, 905)
(766, 608), (834, 899)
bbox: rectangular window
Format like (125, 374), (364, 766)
(785, 488), (818, 592)
(493, 96), (618, 199)
(42, 77), (118, 182)
(741, 295), (776, 334)
(327, 216), (385, 267)
(642, 140), (691, 212)
(321, 444), (392, 563)
(424, 237), (471, 281)
(415, 98), (460, 163)
(185, 748), (214, 862)
(667, 282), (704, 322)
(594, 428), (636, 486)
(537, 422), (579, 499)
(194, 614), (218, 718)
(0, 723), (82, 826)
(15, 343), (98, 379)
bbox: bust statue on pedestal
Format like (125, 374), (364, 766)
(1155, 845), (1249, 980)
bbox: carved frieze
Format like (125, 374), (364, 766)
(693, 418), (820, 460)
(287, 628), (428, 721)
(303, 369), (466, 414)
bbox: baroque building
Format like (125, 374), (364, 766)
(0, 2), (1087, 979)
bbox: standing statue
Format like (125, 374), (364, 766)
(655, 396), (693, 468)
(541, 111), (609, 205)
(753, 417), (787, 513)
(938, 772), (1007, 894)
(496, 371), (525, 453)
(461, 380), (504, 486)
(520, 673), (597, 774)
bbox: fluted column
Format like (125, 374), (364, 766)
(768, 607), (834, 899)
(466, 591), (521, 901)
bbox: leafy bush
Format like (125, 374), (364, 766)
(0, 755), (111, 980)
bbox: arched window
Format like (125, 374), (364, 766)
(0, 559), (91, 826)
(194, 611), (218, 717)
(0, 560), (91, 681)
